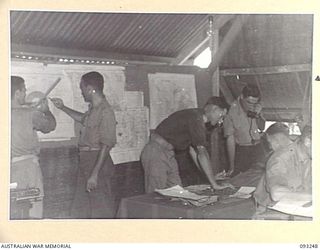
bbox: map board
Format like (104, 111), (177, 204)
(11, 62), (149, 164)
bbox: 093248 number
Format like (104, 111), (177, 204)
(300, 244), (318, 248)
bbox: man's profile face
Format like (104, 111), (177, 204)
(206, 105), (226, 126)
(80, 81), (90, 102)
(266, 134), (278, 151)
(17, 83), (26, 105)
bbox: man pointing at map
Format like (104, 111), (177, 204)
(51, 71), (117, 219)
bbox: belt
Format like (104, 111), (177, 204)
(79, 146), (101, 152)
(11, 154), (37, 163)
(237, 141), (261, 147)
(150, 133), (174, 150)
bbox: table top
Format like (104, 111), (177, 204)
(117, 193), (256, 219)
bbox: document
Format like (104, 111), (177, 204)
(268, 194), (313, 218)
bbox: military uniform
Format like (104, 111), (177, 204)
(11, 107), (56, 219)
(141, 108), (208, 193)
(254, 142), (312, 207)
(224, 98), (266, 174)
(71, 98), (117, 219)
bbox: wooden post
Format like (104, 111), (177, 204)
(209, 17), (220, 175)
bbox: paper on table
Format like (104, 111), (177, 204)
(268, 194), (313, 217)
(155, 185), (211, 201)
(229, 186), (256, 199)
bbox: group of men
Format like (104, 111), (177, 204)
(140, 82), (312, 215)
(11, 72), (312, 219)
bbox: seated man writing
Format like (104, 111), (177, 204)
(254, 123), (312, 211)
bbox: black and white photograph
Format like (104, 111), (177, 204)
(9, 11), (313, 222)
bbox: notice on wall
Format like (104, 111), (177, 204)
(148, 73), (197, 129)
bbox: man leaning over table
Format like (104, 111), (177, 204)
(141, 96), (234, 193)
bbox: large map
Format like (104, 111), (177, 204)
(148, 73), (198, 129)
(11, 62), (149, 164)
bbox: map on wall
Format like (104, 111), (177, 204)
(148, 73), (198, 129)
(11, 63), (75, 139)
(11, 62), (149, 164)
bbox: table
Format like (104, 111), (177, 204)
(117, 193), (256, 219)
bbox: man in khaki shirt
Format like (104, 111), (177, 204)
(224, 83), (267, 177)
(254, 123), (312, 208)
(51, 71), (117, 218)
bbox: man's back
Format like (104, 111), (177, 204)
(155, 108), (206, 151)
(11, 107), (39, 157)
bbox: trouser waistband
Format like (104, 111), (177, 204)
(79, 146), (101, 152)
(11, 154), (37, 163)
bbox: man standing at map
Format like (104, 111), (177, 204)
(141, 96), (233, 193)
(11, 76), (56, 219)
(51, 71), (117, 218)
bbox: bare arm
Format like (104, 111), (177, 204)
(196, 145), (233, 190)
(256, 114), (266, 131)
(86, 144), (111, 192)
(50, 97), (85, 123)
(189, 146), (201, 170)
(226, 135), (236, 175)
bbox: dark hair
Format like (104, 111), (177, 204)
(11, 76), (25, 99)
(265, 122), (290, 137)
(242, 83), (261, 99)
(81, 71), (104, 93)
(205, 96), (229, 110)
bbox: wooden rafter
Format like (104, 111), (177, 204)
(171, 15), (235, 65)
(207, 15), (249, 77)
(220, 64), (311, 76)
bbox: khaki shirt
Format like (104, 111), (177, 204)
(223, 98), (261, 145)
(254, 142), (311, 206)
(79, 98), (117, 149)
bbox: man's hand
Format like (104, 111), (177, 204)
(213, 182), (235, 190)
(86, 173), (98, 192)
(50, 97), (65, 109)
(254, 103), (262, 115)
(226, 169), (234, 177)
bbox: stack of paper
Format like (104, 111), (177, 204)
(155, 185), (218, 207)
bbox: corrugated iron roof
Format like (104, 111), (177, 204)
(10, 12), (313, 119)
(11, 11), (210, 57)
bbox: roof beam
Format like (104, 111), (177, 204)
(207, 15), (248, 77)
(219, 76), (234, 105)
(220, 64), (311, 76)
(11, 43), (173, 65)
(172, 14), (235, 65)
